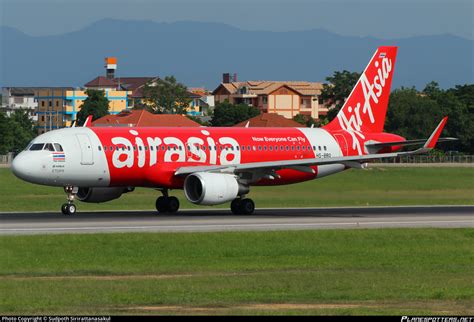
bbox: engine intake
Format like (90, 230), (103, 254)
(184, 172), (248, 205)
(77, 187), (132, 203)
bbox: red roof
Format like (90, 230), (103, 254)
(92, 109), (201, 127)
(234, 113), (303, 127)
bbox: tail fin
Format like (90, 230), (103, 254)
(324, 46), (398, 133)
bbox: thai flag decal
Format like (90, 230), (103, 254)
(52, 152), (65, 162)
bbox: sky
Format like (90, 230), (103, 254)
(0, 0), (472, 39)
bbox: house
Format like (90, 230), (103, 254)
(234, 113), (303, 127)
(187, 87), (215, 116)
(1, 87), (45, 121)
(213, 74), (327, 119)
(92, 109), (201, 127)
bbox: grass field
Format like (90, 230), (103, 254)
(0, 229), (473, 315)
(1, 167), (473, 212)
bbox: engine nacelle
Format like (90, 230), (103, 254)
(184, 172), (248, 205)
(77, 187), (130, 203)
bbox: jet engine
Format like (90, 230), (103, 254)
(76, 187), (133, 203)
(184, 172), (248, 205)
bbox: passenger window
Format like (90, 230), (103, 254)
(241, 146), (245, 151)
(263, 146), (267, 151)
(286, 146), (289, 151)
(98, 146), (102, 151)
(258, 146), (262, 151)
(324, 146), (327, 151)
(30, 143), (44, 151)
(269, 146), (273, 151)
(318, 146), (322, 151)
(291, 146), (295, 151)
(54, 143), (63, 152)
(302, 146), (306, 151)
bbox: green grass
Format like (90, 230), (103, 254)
(0, 229), (473, 315)
(1, 167), (473, 212)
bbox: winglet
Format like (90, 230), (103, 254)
(83, 115), (93, 127)
(423, 116), (448, 150)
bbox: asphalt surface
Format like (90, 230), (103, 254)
(0, 206), (472, 235)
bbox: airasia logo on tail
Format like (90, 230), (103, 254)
(337, 53), (393, 155)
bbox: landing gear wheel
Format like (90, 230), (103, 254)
(231, 199), (242, 215)
(156, 196), (168, 213)
(167, 197), (180, 214)
(61, 203), (76, 215)
(240, 198), (255, 215)
(155, 196), (180, 214)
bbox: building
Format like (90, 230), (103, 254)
(187, 87), (215, 116)
(92, 109), (201, 127)
(213, 74), (327, 119)
(35, 87), (130, 134)
(1, 87), (44, 121)
(233, 113), (303, 127)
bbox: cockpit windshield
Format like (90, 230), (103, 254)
(44, 143), (55, 151)
(29, 143), (45, 151)
(28, 143), (64, 151)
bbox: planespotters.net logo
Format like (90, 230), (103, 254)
(402, 317), (474, 322)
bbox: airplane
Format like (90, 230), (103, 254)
(11, 46), (455, 215)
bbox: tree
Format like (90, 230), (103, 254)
(385, 87), (444, 140)
(210, 101), (261, 127)
(386, 83), (474, 153)
(293, 114), (318, 127)
(320, 70), (361, 121)
(76, 89), (109, 125)
(142, 76), (191, 114)
(0, 110), (36, 154)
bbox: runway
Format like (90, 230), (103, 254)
(0, 206), (472, 235)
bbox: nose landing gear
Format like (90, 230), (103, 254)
(155, 189), (180, 214)
(61, 186), (78, 215)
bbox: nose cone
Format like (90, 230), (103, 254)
(11, 152), (31, 182)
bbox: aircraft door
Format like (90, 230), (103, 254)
(334, 134), (348, 156)
(76, 134), (94, 165)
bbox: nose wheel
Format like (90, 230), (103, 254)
(155, 189), (180, 214)
(61, 186), (78, 215)
(61, 203), (77, 215)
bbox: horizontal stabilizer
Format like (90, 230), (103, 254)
(366, 137), (457, 149)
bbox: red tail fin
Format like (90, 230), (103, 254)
(324, 46), (398, 133)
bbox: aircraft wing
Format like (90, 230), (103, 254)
(175, 117), (449, 176)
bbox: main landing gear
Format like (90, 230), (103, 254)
(231, 198), (255, 215)
(61, 186), (78, 215)
(155, 189), (180, 214)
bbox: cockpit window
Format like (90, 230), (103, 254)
(44, 143), (55, 151)
(54, 143), (63, 152)
(29, 143), (45, 151)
